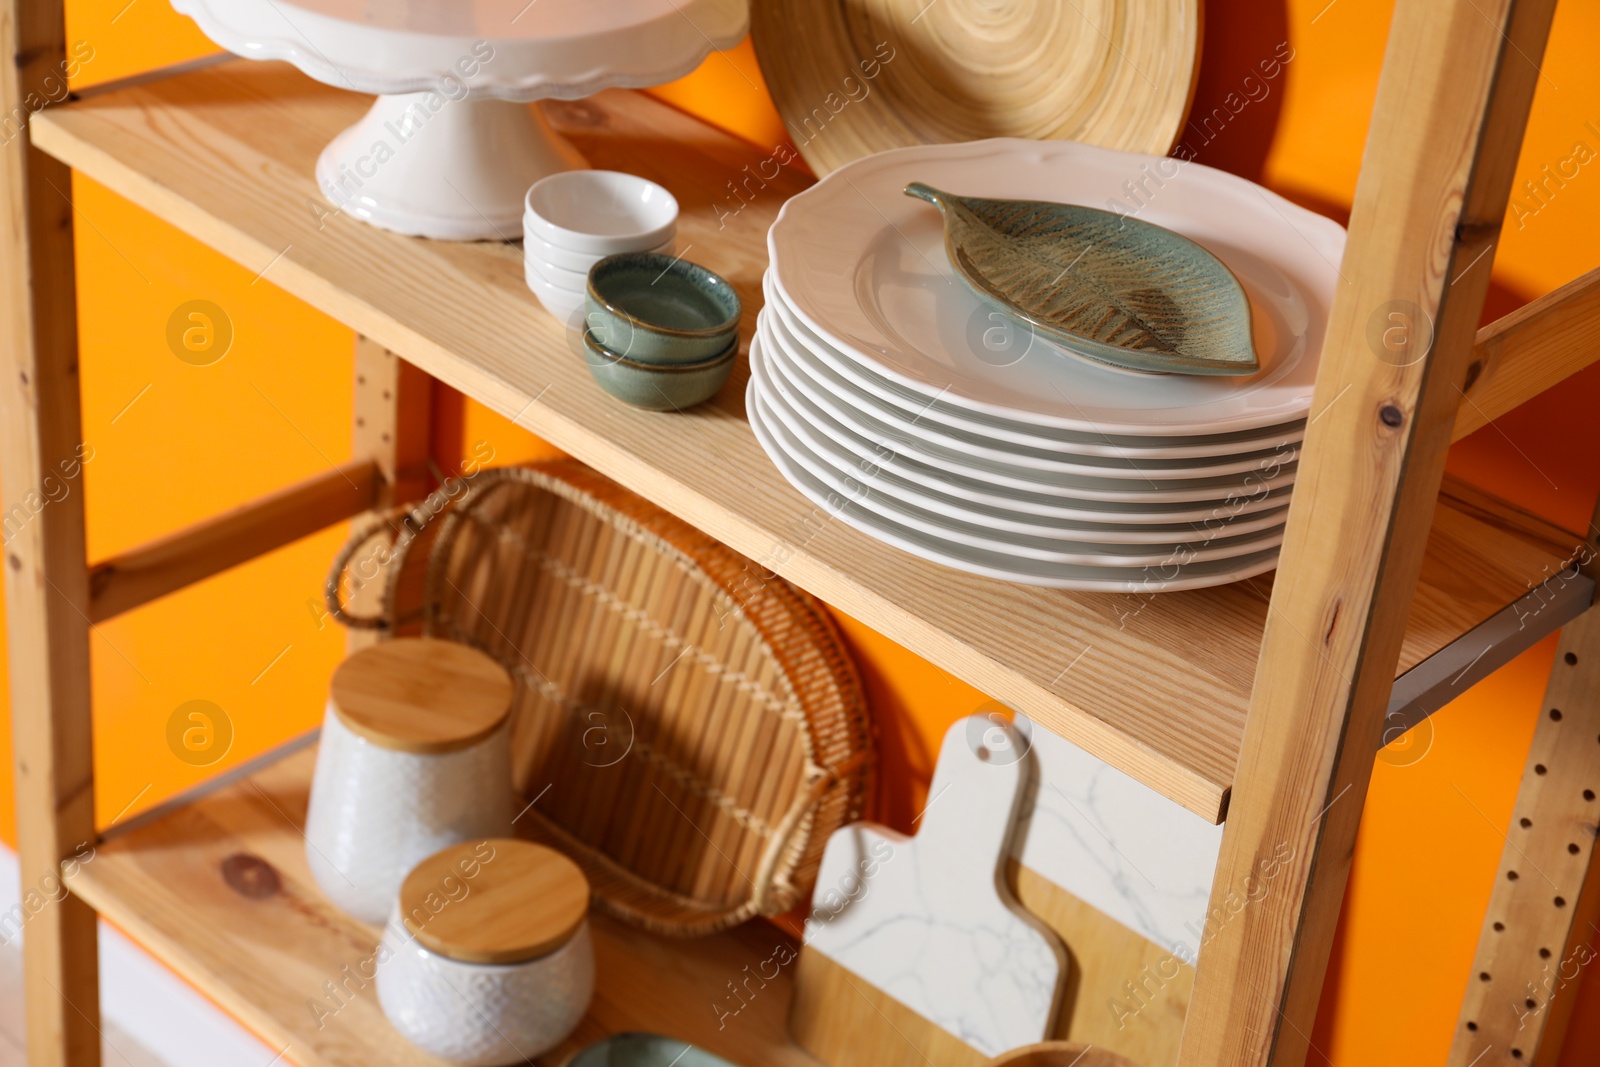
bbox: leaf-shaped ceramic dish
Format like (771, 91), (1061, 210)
(905, 182), (1259, 376)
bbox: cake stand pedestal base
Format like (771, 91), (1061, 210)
(316, 94), (587, 240)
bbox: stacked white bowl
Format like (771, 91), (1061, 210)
(523, 170), (679, 322)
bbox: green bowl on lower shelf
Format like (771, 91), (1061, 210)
(582, 328), (736, 411)
(562, 1032), (742, 1067)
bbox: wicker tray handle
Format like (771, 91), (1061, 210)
(323, 494), (454, 631)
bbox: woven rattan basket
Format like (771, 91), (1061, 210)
(326, 461), (873, 936)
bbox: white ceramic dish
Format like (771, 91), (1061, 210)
(174, 0), (749, 98)
(524, 230), (673, 273)
(173, 0), (744, 239)
(304, 710), (514, 924)
(378, 915), (594, 1065)
(525, 170), (679, 254)
(526, 253), (590, 290)
(747, 372), (1283, 591)
(753, 389), (1285, 566)
(767, 138), (1345, 436)
(750, 344), (1292, 542)
(758, 313), (1298, 505)
(761, 303), (1300, 480)
(764, 273), (1307, 461)
(755, 329), (1295, 523)
(525, 259), (586, 321)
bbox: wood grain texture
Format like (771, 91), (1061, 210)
(0, 2), (101, 1064)
(68, 744), (822, 1067)
(1011, 863), (1191, 1067)
(750, 0), (1199, 175)
(1178, 1), (1561, 1065)
(1453, 266), (1600, 441)
(399, 840), (588, 964)
(789, 948), (988, 1067)
(329, 637), (512, 753)
(87, 458), (380, 623)
(27, 65), (1585, 823)
(1448, 601), (1600, 1066)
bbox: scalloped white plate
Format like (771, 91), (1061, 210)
(763, 271), (1306, 461)
(758, 310), (1298, 506)
(761, 300), (1301, 480)
(768, 138), (1345, 436)
(746, 350), (1282, 592)
(751, 332), (1294, 536)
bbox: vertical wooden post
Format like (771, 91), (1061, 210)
(345, 335), (431, 650)
(1176, 1), (1558, 1065)
(0, 3), (101, 1066)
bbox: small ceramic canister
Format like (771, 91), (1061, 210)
(305, 638), (515, 923)
(378, 839), (595, 1065)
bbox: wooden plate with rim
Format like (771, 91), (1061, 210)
(750, 0), (1201, 176)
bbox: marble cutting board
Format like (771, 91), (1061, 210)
(799, 715), (1066, 1058)
(1010, 714), (1224, 963)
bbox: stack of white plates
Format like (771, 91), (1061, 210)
(751, 139), (1347, 592)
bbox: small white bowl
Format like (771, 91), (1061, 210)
(524, 230), (674, 274)
(524, 171), (678, 255)
(526, 254), (590, 291)
(525, 259), (586, 322)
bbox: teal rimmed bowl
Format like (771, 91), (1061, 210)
(582, 328), (736, 411)
(585, 253), (742, 365)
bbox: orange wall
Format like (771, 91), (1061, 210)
(2, 1), (1599, 1065)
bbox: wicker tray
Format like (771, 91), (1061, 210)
(326, 461), (874, 936)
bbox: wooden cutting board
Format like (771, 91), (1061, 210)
(750, 0), (1200, 177)
(790, 716), (1065, 1066)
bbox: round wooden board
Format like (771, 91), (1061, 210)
(330, 637), (513, 754)
(400, 839), (589, 964)
(750, 0), (1201, 176)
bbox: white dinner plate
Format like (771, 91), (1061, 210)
(764, 273), (1307, 461)
(751, 387), (1285, 565)
(762, 297), (1301, 479)
(767, 138), (1345, 436)
(751, 343), (1292, 541)
(747, 372), (1283, 591)
(758, 311), (1298, 506)
(755, 329), (1292, 521)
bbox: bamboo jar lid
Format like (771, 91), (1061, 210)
(330, 638), (513, 754)
(400, 839), (590, 965)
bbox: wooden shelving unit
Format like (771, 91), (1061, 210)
(24, 62), (1593, 823)
(4, 2), (1599, 1066)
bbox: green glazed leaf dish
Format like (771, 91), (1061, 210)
(905, 182), (1259, 376)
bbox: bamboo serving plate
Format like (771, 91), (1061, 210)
(750, 0), (1200, 176)
(327, 461), (873, 936)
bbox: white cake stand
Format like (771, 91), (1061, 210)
(172, 0), (748, 240)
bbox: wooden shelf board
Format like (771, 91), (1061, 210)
(32, 62), (1587, 822)
(71, 743), (817, 1067)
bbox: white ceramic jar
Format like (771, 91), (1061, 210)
(377, 839), (595, 1065)
(305, 638), (516, 923)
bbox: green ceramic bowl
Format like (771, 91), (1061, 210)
(585, 253), (742, 365)
(582, 328), (736, 411)
(561, 1032), (740, 1067)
